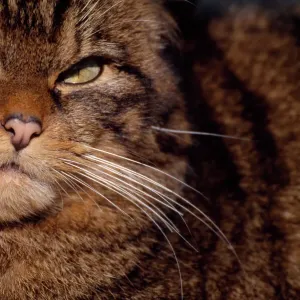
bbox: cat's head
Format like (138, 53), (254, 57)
(0, 0), (190, 222)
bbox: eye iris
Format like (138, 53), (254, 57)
(64, 70), (80, 84)
(63, 62), (101, 84)
(79, 66), (99, 82)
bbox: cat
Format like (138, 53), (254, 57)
(0, 0), (299, 299)
(0, 0), (198, 299)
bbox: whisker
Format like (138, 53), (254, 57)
(97, 0), (124, 19)
(61, 161), (184, 298)
(58, 172), (107, 213)
(62, 159), (198, 251)
(59, 167), (130, 218)
(51, 177), (64, 211)
(84, 146), (209, 201)
(174, 0), (196, 7)
(80, 153), (244, 271)
(52, 169), (85, 203)
(82, 0), (124, 32)
(83, 155), (224, 240)
(151, 218), (184, 299)
(50, 170), (70, 199)
(78, 0), (100, 26)
(64, 161), (178, 232)
(152, 126), (251, 141)
(64, 157), (224, 251)
(84, 147), (196, 238)
(64, 146), (246, 284)
(60, 171), (98, 203)
(78, 0), (95, 21)
(83, 162), (198, 240)
(62, 158), (196, 237)
(65, 158), (184, 216)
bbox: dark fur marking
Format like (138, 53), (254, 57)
(1, 0), (11, 24)
(226, 70), (290, 187)
(50, 88), (63, 111)
(51, 0), (71, 38)
(102, 121), (125, 139)
(182, 18), (249, 299)
(155, 133), (188, 156)
(224, 69), (291, 298)
(188, 15), (291, 298)
(289, 15), (300, 45)
(117, 64), (153, 92)
(66, 90), (149, 117)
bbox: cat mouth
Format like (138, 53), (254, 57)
(0, 163), (27, 176)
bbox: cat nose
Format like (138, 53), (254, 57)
(3, 115), (42, 150)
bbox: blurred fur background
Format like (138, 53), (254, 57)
(165, 0), (300, 298)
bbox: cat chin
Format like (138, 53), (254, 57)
(0, 173), (56, 222)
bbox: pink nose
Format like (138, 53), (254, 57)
(4, 117), (42, 150)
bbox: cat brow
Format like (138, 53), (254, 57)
(82, 41), (127, 61)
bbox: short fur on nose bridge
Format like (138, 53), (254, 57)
(3, 115), (42, 150)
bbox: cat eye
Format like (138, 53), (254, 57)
(59, 59), (103, 85)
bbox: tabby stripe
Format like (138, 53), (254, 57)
(51, 0), (71, 35)
(204, 32), (289, 300)
(1, 0), (11, 24)
(228, 72), (290, 299)
(227, 71), (289, 187)
(189, 21), (289, 298)
(215, 64), (289, 300)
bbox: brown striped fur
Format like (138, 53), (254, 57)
(0, 0), (298, 299)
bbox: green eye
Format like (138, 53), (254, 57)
(62, 60), (102, 85)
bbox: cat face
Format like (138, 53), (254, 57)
(0, 0), (189, 222)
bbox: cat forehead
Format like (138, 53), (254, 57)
(0, 0), (167, 76)
(0, 0), (160, 34)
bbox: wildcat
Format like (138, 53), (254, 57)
(0, 0), (299, 299)
(0, 0), (199, 299)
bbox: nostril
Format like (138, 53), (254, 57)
(5, 126), (15, 136)
(26, 122), (42, 140)
(4, 118), (23, 135)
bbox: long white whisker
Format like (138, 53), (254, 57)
(149, 217), (184, 299)
(63, 157), (197, 237)
(80, 154), (244, 269)
(81, 160), (198, 239)
(59, 168), (129, 218)
(174, 0), (196, 7)
(78, 0), (99, 26)
(84, 145), (209, 201)
(63, 158), (183, 216)
(95, 160), (227, 243)
(97, 169), (185, 298)
(83, 149), (196, 238)
(83, 155), (224, 239)
(78, 0), (94, 13)
(82, 0), (124, 31)
(50, 170), (70, 199)
(63, 160), (198, 251)
(60, 171), (96, 203)
(52, 169), (85, 203)
(58, 171), (184, 280)
(61, 163), (184, 298)
(152, 126), (250, 141)
(64, 161), (178, 232)
(51, 177), (64, 210)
